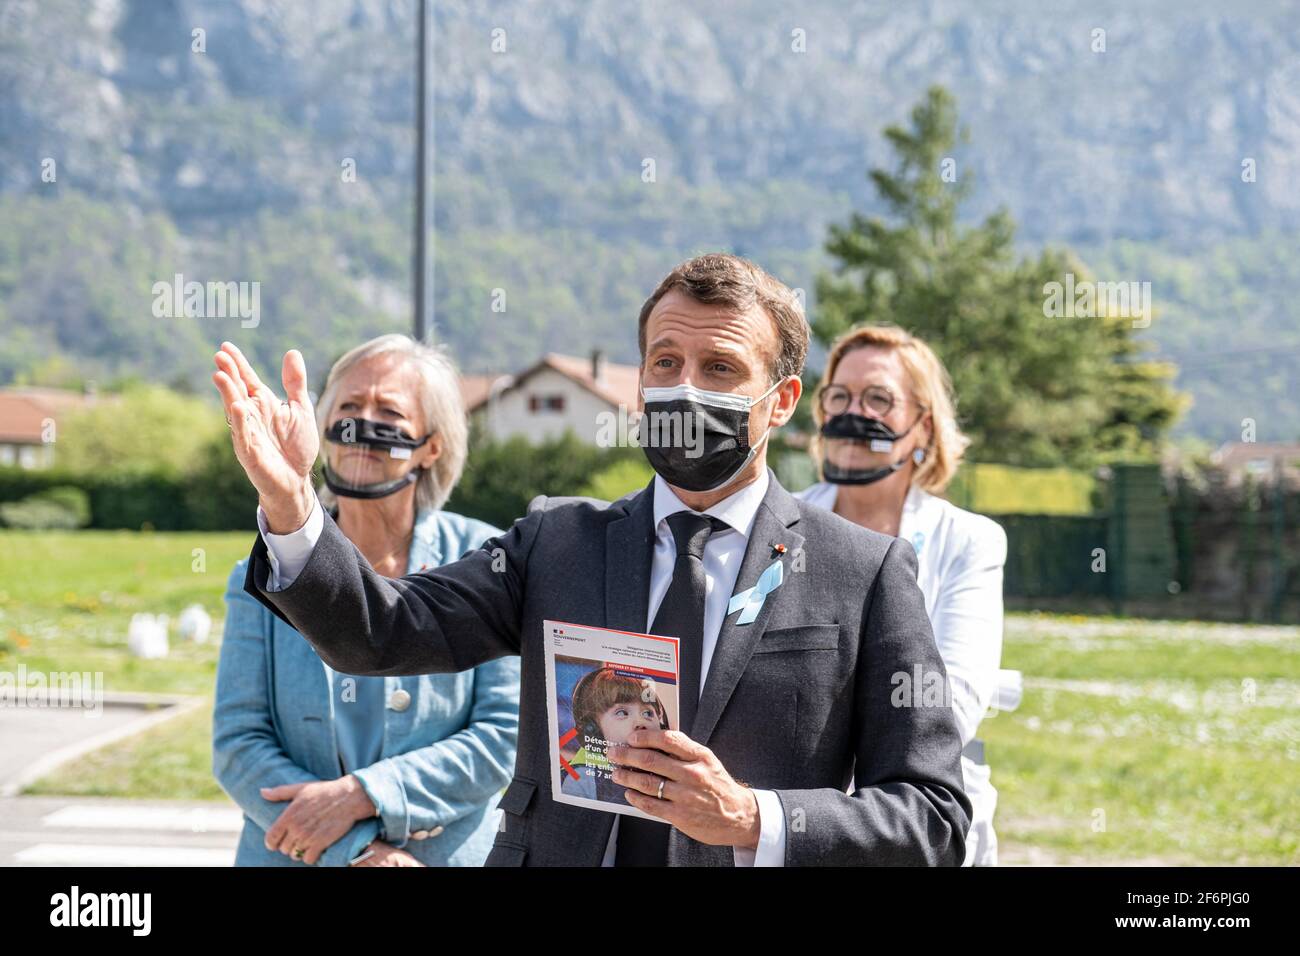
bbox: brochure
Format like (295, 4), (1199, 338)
(543, 619), (680, 819)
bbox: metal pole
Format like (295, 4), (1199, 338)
(413, 0), (432, 342)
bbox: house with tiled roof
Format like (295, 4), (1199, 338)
(1210, 441), (1300, 485)
(0, 386), (103, 469)
(463, 351), (641, 446)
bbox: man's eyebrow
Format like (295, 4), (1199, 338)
(646, 337), (750, 360)
(690, 343), (755, 370)
(702, 343), (749, 360)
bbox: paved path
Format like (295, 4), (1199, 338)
(0, 703), (152, 793)
(0, 693), (206, 796)
(0, 795), (241, 866)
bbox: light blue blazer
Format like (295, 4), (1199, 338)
(213, 507), (521, 867)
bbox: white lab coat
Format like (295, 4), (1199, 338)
(794, 481), (1008, 866)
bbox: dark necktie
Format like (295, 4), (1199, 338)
(615, 510), (727, 867)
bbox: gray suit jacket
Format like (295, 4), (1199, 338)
(243, 474), (972, 865)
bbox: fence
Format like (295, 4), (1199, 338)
(989, 464), (1300, 623)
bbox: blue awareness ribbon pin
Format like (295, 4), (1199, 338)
(728, 559), (784, 625)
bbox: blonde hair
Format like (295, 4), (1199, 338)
(315, 334), (468, 513)
(811, 324), (970, 493)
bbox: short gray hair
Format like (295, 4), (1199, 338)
(315, 334), (468, 513)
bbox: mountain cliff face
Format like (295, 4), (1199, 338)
(2, 0), (1298, 441)
(7, 0), (1298, 240)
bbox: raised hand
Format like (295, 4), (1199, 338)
(212, 341), (320, 532)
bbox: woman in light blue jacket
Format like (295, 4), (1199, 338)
(213, 334), (520, 867)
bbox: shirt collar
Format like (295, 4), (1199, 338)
(815, 480), (929, 543)
(898, 484), (934, 549)
(652, 468), (770, 541)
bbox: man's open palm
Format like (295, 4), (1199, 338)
(212, 342), (319, 528)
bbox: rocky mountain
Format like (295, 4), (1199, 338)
(2, 0), (1298, 442)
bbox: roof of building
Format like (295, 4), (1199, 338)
(463, 353), (640, 413)
(1211, 441), (1300, 471)
(459, 373), (502, 412)
(0, 387), (103, 444)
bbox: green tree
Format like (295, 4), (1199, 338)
(53, 383), (225, 477)
(815, 86), (1185, 467)
(447, 429), (648, 529)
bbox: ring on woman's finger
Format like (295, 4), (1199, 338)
(657, 779), (665, 800)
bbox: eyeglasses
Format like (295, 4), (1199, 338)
(818, 383), (907, 418)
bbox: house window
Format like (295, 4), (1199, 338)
(528, 394), (566, 413)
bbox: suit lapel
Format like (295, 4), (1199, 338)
(559, 485), (655, 865)
(604, 482), (655, 633)
(691, 478), (804, 745)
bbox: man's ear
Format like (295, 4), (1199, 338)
(768, 376), (802, 428)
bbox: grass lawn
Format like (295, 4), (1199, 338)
(2, 529), (249, 802)
(1, 528), (252, 695)
(4, 529), (1297, 863)
(985, 614), (1299, 865)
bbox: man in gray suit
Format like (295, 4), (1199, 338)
(212, 252), (971, 866)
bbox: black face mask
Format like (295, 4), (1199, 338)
(322, 417), (432, 499)
(637, 380), (781, 493)
(820, 412), (923, 486)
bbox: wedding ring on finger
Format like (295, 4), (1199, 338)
(657, 779), (665, 800)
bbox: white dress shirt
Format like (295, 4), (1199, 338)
(794, 481), (1007, 866)
(256, 469), (786, 866)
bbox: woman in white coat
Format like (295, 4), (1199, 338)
(794, 323), (1008, 866)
